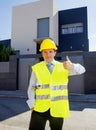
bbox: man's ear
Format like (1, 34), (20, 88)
(54, 50), (56, 56)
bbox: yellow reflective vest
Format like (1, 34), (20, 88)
(32, 61), (70, 118)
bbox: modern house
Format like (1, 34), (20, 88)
(2, 0), (95, 94)
(11, 0), (88, 55)
(11, 0), (58, 54)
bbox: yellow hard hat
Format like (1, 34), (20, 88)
(39, 39), (58, 52)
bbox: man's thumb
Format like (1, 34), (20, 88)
(66, 56), (70, 62)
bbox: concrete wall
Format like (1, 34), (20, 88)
(67, 56), (85, 94)
(0, 61), (16, 90)
(84, 52), (96, 93)
(17, 52), (85, 94)
(0, 62), (9, 72)
(0, 51), (96, 94)
(11, 0), (58, 55)
(18, 58), (39, 90)
(60, 55), (85, 94)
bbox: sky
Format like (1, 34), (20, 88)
(0, 0), (96, 51)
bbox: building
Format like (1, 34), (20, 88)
(58, 7), (89, 52)
(11, 0), (58, 55)
(11, 0), (88, 55)
(0, 39), (11, 47)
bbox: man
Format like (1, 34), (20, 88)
(27, 38), (85, 130)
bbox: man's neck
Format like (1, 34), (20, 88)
(45, 59), (56, 64)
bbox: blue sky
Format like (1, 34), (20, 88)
(0, 0), (96, 51)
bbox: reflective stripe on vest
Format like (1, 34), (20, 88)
(36, 85), (67, 90)
(51, 96), (68, 101)
(36, 94), (68, 101)
(36, 84), (49, 89)
(36, 94), (50, 100)
(51, 85), (67, 90)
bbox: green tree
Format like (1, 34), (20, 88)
(0, 42), (16, 61)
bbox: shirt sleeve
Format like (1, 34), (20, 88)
(26, 71), (36, 109)
(69, 63), (86, 76)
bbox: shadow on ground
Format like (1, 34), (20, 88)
(0, 97), (29, 121)
(0, 96), (96, 121)
(69, 94), (96, 111)
(69, 101), (96, 111)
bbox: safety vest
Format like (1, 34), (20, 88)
(32, 61), (70, 118)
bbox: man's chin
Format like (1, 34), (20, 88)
(45, 59), (52, 63)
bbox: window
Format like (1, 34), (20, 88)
(37, 17), (49, 38)
(61, 23), (83, 35)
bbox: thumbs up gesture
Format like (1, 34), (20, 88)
(63, 56), (74, 71)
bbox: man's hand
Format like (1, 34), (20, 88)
(63, 56), (74, 71)
(31, 107), (34, 111)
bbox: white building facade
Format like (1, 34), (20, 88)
(11, 0), (58, 55)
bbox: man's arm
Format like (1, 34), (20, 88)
(26, 72), (36, 110)
(63, 56), (86, 75)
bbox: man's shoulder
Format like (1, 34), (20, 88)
(55, 60), (62, 65)
(32, 61), (45, 68)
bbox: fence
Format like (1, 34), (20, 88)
(0, 51), (96, 94)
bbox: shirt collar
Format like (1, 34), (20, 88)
(45, 59), (56, 65)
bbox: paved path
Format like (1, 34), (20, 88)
(0, 91), (96, 130)
(0, 106), (96, 130)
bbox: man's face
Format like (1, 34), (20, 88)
(42, 49), (56, 63)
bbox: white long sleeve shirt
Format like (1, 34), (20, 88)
(26, 61), (86, 109)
